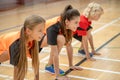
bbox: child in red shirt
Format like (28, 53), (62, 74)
(73, 2), (104, 61)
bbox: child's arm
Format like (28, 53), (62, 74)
(66, 42), (83, 70)
(82, 36), (96, 61)
(66, 43), (73, 67)
(51, 45), (60, 77)
(82, 36), (90, 58)
(51, 45), (70, 80)
(87, 30), (101, 55)
(87, 30), (95, 52)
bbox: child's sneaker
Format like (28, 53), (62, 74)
(78, 49), (93, 57)
(45, 64), (55, 74)
(45, 64), (65, 75)
(59, 69), (65, 76)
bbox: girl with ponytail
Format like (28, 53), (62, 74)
(0, 15), (45, 80)
(44, 5), (82, 80)
(73, 2), (104, 61)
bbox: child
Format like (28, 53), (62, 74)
(0, 15), (45, 80)
(73, 2), (104, 61)
(44, 5), (82, 80)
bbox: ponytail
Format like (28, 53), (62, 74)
(63, 5), (73, 13)
(16, 27), (28, 80)
(60, 5), (80, 44)
(30, 40), (39, 76)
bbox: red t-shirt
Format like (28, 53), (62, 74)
(74, 15), (91, 36)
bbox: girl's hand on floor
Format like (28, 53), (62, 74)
(70, 66), (83, 71)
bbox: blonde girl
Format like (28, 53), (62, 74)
(73, 2), (104, 61)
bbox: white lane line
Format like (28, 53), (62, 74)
(40, 46), (66, 62)
(68, 75), (96, 80)
(2, 61), (120, 79)
(0, 64), (96, 80)
(0, 74), (28, 80)
(58, 63), (120, 75)
(0, 63), (45, 73)
(94, 57), (120, 62)
(61, 53), (120, 63)
(81, 67), (120, 75)
(39, 61), (120, 75)
(40, 55), (50, 62)
(92, 17), (120, 34)
(0, 64), (13, 68)
(40, 47), (120, 62)
(94, 22), (120, 25)
(0, 74), (12, 79)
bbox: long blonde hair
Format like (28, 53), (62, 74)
(16, 15), (45, 80)
(83, 2), (104, 18)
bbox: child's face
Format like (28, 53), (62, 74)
(92, 12), (102, 21)
(28, 23), (45, 41)
(66, 16), (80, 31)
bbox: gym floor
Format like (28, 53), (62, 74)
(0, 0), (120, 80)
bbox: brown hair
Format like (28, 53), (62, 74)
(16, 15), (45, 80)
(60, 5), (80, 44)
